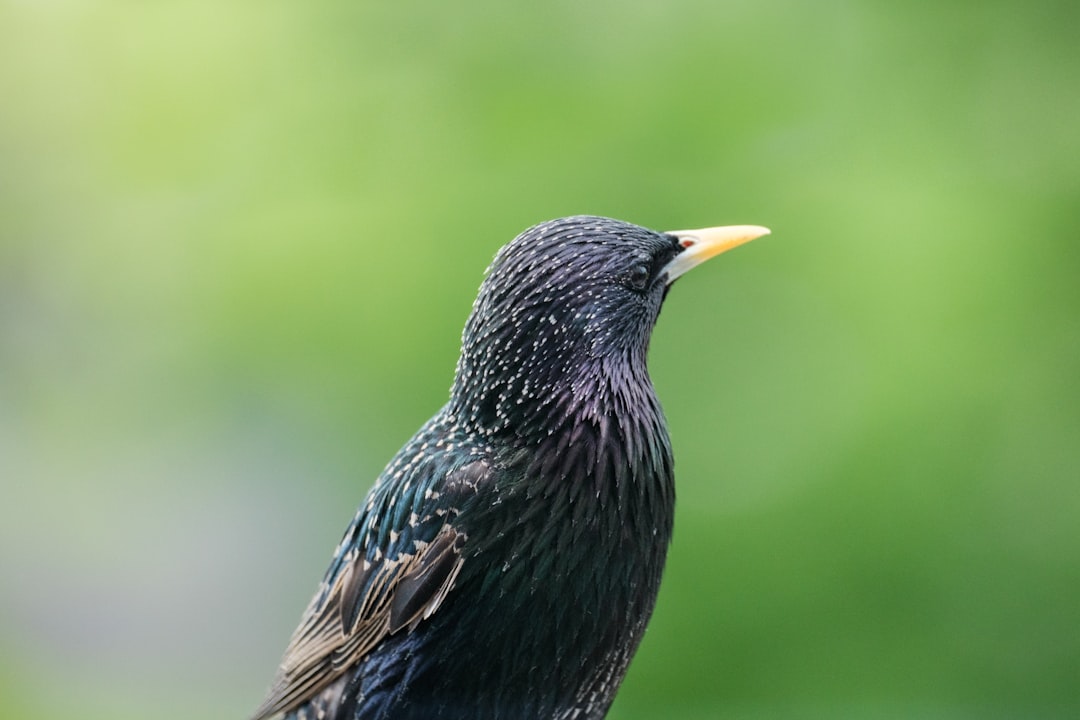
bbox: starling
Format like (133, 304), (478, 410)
(252, 216), (770, 720)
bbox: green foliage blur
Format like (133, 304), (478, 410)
(2, 1), (1078, 718)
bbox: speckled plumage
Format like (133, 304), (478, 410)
(252, 216), (766, 720)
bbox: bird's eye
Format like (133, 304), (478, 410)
(627, 264), (650, 291)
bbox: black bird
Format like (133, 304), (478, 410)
(252, 216), (769, 720)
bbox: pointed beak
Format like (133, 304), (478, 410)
(661, 225), (771, 284)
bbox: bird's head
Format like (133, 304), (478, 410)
(450, 216), (768, 436)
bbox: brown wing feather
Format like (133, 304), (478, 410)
(250, 524), (467, 720)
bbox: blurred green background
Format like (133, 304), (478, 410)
(2, 1), (1078, 718)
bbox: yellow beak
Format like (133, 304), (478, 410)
(661, 225), (771, 283)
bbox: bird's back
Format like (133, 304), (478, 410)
(270, 396), (674, 720)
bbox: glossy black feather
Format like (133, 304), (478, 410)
(254, 216), (696, 720)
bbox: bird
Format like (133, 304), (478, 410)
(251, 215), (770, 720)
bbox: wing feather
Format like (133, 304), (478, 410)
(251, 458), (491, 720)
(251, 525), (466, 720)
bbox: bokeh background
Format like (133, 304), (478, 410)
(2, 1), (1078, 718)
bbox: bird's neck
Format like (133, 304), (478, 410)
(449, 347), (656, 442)
(450, 349), (674, 529)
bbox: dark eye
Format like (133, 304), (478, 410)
(627, 264), (650, 291)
